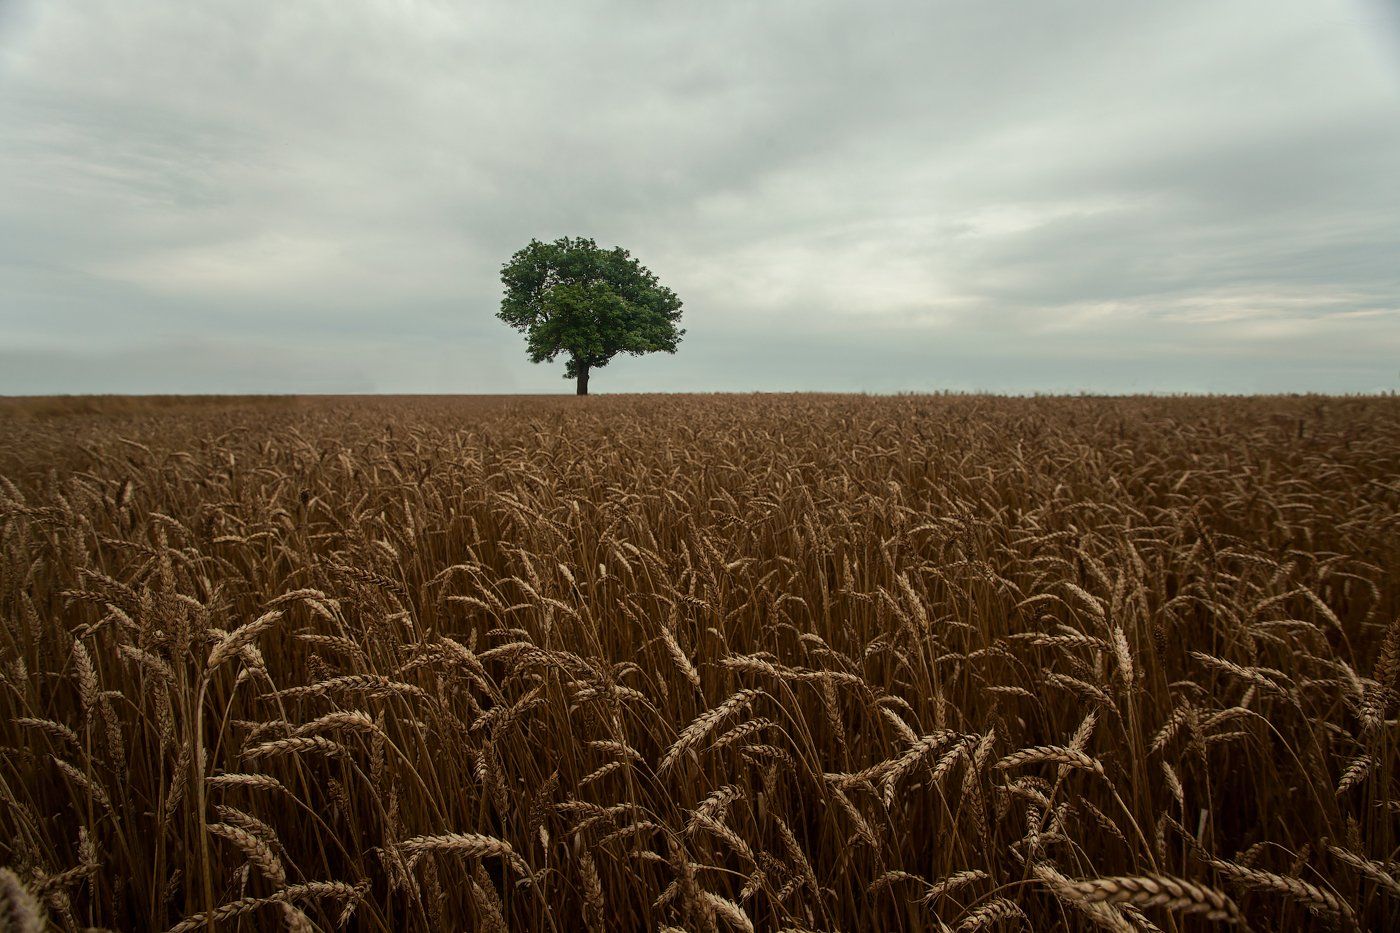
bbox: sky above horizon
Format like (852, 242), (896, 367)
(3, 1), (1399, 395)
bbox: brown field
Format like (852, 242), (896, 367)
(1, 393), (1397, 931)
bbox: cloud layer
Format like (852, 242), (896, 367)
(3, 0), (1398, 393)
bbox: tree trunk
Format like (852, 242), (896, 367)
(576, 365), (590, 396)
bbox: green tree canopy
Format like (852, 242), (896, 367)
(497, 237), (684, 394)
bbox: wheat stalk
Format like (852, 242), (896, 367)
(0, 869), (44, 933)
(397, 833), (530, 877)
(1210, 858), (1355, 923)
(658, 689), (763, 774)
(993, 746), (1104, 776)
(1052, 874), (1242, 924)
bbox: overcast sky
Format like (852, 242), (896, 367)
(3, 1), (1398, 394)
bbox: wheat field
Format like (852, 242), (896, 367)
(0, 394), (1396, 931)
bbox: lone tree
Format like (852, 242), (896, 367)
(498, 236), (684, 395)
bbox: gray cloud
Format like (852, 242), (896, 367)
(2, 0), (1398, 394)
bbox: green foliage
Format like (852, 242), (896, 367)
(498, 237), (684, 383)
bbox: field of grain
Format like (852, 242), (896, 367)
(0, 394), (1396, 931)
